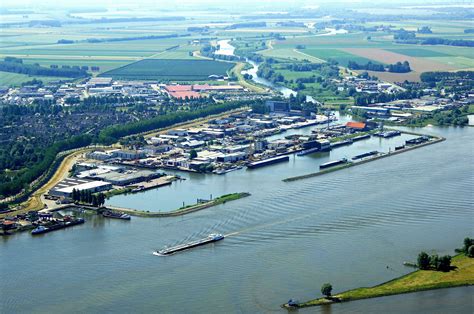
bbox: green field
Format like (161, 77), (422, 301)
(302, 49), (379, 67)
(0, 71), (72, 87)
(100, 59), (235, 81)
(387, 48), (451, 57)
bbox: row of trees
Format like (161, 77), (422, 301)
(285, 63), (323, 72)
(227, 22), (266, 29)
(0, 57), (89, 78)
(71, 189), (106, 207)
(354, 88), (423, 106)
(420, 71), (474, 83)
(418, 237), (474, 272)
(417, 252), (452, 272)
(348, 61), (411, 73)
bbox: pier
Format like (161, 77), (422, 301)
(283, 134), (445, 182)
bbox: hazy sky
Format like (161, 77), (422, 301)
(2, 0), (462, 10)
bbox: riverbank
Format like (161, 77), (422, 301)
(287, 254), (474, 309)
(283, 133), (445, 182)
(231, 62), (267, 93)
(107, 192), (250, 217)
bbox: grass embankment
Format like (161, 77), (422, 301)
(109, 192), (250, 217)
(231, 62), (267, 93)
(296, 254), (474, 308)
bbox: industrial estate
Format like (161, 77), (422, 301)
(0, 1), (473, 313)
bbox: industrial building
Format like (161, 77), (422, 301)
(93, 169), (161, 186)
(49, 177), (112, 198)
(265, 100), (290, 113)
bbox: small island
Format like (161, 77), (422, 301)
(284, 238), (474, 309)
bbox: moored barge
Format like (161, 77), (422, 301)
(247, 155), (289, 169)
(352, 151), (379, 160)
(31, 218), (85, 235)
(102, 210), (131, 220)
(320, 158), (348, 169)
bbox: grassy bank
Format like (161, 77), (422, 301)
(294, 254), (474, 308)
(108, 192), (250, 217)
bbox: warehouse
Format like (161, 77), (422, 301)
(93, 169), (161, 186)
(49, 177), (112, 198)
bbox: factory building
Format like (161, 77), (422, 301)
(49, 177), (112, 198)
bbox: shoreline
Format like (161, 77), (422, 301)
(106, 192), (250, 217)
(283, 254), (474, 309)
(283, 133), (445, 183)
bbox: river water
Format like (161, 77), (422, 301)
(2, 125), (473, 313)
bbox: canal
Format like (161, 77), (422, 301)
(2, 125), (473, 313)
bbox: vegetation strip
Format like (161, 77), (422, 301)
(283, 134), (445, 182)
(285, 252), (474, 309)
(106, 192), (250, 217)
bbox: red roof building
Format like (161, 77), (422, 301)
(346, 122), (367, 130)
(164, 85), (193, 92)
(169, 91), (201, 99)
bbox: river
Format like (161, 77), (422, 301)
(219, 29), (348, 102)
(214, 39), (235, 57)
(2, 125), (473, 313)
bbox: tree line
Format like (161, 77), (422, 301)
(0, 57), (89, 78)
(420, 71), (474, 83)
(71, 189), (106, 207)
(348, 61), (411, 73)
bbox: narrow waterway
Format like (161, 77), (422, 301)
(214, 39), (235, 56)
(2, 125), (473, 313)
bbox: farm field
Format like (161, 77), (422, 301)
(342, 48), (457, 72)
(100, 59), (235, 81)
(301, 48), (379, 67)
(342, 48), (460, 82)
(0, 71), (72, 87)
(259, 47), (325, 63)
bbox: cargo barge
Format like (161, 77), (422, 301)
(102, 210), (131, 220)
(374, 130), (401, 138)
(320, 158), (348, 169)
(247, 155), (289, 169)
(351, 134), (371, 142)
(330, 139), (353, 149)
(352, 151), (379, 160)
(406, 136), (430, 145)
(296, 147), (320, 156)
(154, 233), (224, 256)
(31, 218), (85, 235)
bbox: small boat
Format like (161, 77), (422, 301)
(154, 233), (224, 256)
(102, 210), (131, 220)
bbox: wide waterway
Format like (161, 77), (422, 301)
(2, 125), (473, 313)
